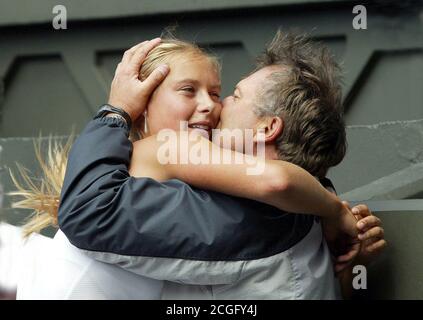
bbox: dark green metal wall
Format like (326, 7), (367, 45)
(0, 0), (422, 299)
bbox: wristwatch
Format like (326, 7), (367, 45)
(94, 104), (132, 131)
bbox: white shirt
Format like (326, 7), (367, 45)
(16, 229), (163, 300)
(0, 223), (23, 293)
(160, 220), (341, 299)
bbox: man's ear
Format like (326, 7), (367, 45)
(253, 116), (283, 143)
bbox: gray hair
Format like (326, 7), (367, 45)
(253, 30), (346, 178)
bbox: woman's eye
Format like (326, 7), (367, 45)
(181, 86), (195, 93)
(211, 92), (220, 98)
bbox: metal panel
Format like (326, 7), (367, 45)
(2, 55), (91, 137)
(0, 0), (422, 300)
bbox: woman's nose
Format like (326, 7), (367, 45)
(197, 95), (215, 113)
(197, 103), (213, 113)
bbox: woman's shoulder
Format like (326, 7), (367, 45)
(132, 135), (159, 152)
(130, 136), (172, 181)
(131, 136), (160, 163)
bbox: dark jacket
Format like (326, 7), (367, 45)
(57, 116), (336, 298)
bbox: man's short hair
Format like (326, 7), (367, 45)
(254, 30), (347, 178)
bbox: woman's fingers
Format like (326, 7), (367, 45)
(365, 239), (387, 254)
(357, 215), (381, 232)
(351, 204), (371, 217)
(358, 226), (384, 241)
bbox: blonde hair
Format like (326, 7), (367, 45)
(10, 36), (220, 237)
(8, 136), (73, 238)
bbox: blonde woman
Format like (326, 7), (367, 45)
(12, 36), (384, 299)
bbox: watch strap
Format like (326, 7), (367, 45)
(94, 104), (132, 131)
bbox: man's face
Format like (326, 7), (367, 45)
(219, 65), (282, 131)
(217, 66), (282, 150)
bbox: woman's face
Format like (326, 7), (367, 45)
(144, 55), (222, 139)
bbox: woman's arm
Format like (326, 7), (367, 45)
(130, 133), (344, 219)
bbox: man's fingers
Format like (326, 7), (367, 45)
(119, 38), (161, 76)
(357, 215), (381, 231)
(140, 64), (170, 94)
(336, 242), (361, 263)
(335, 241), (363, 273)
(121, 41), (149, 64)
(358, 226), (384, 241)
(129, 38), (162, 73)
(336, 252), (356, 263)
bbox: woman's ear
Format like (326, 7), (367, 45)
(253, 116), (283, 143)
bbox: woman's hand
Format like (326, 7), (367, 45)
(353, 204), (387, 266)
(334, 203), (387, 299)
(108, 38), (170, 121)
(322, 202), (361, 273)
(333, 203), (387, 273)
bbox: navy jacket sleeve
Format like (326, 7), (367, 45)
(59, 116), (234, 258)
(57, 116), (313, 284)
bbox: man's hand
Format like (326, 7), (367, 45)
(322, 202), (361, 274)
(108, 38), (170, 121)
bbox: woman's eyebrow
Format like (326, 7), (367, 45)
(174, 79), (199, 85)
(210, 84), (221, 90)
(175, 79), (221, 90)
